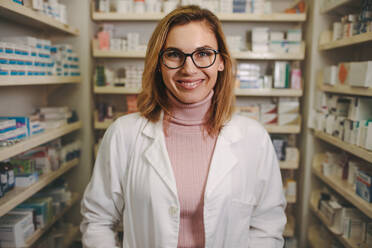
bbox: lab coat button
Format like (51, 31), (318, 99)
(169, 206), (178, 217)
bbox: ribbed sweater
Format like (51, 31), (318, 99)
(164, 91), (217, 248)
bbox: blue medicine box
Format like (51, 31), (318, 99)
(356, 170), (372, 203)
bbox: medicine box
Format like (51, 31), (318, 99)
(261, 113), (278, 125)
(337, 62), (351, 85)
(324, 66), (337, 85)
(278, 101), (299, 114)
(356, 170), (372, 203)
(278, 113), (300, 126)
(0, 212), (35, 247)
(348, 61), (372, 88)
(15, 172), (39, 188)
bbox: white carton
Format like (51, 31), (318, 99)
(278, 113), (300, 126)
(324, 66), (338, 85)
(348, 61), (372, 87)
(0, 212), (35, 247)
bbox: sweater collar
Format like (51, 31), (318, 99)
(166, 90), (214, 126)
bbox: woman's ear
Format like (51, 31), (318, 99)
(218, 62), (224, 71)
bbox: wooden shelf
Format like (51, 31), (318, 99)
(0, 121), (82, 161)
(235, 88), (303, 97)
(0, 76), (81, 86)
(0, 0), (79, 36)
(284, 214), (295, 237)
(61, 225), (80, 248)
(319, 83), (372, 97)
(308, 225), (334, 248)
(319, 32), (372, 50)
(94, 120), (113, 130)
(94, 86), (141, 94)
(286, 194), (296, 204)
(265, 124), (301, 134)
(0, 159), (79, 218)
(280, 160), (299, 170)
(93, 49), (146, 58)
(25, 192), (80, 247)
(312, 153), (372, 219)
(314, 130), (372, 163)
(310, 199), (362, 248)
(232, 42), (305, 60)
(320, 0), (360, 15)
(92, 11), (306, 22)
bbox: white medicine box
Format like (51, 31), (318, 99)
(348, 61), (372, 88)
(324, 66), (337, 85)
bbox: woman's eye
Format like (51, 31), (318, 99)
(196, 50), (213, 57)
(166, 51), (182, 59)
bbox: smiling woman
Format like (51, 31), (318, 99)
(81, 5), (287, 248)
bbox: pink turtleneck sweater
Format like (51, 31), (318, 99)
(164, 91), (218, 248)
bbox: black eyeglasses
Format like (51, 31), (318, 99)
(160, 48), (220, 69)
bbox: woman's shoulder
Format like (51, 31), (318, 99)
(227, 114), (269, 141)
(107, 112), (148, 134)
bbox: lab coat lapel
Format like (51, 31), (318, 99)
(205, 120), (242, 198)
(142, 114), (178, 199)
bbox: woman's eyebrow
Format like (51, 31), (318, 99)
(164, 45), (215, 52)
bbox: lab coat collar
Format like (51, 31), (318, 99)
(142, 112), (243, 199)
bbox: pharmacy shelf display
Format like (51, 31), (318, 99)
(319, 32), (372, 51)
(309, 197), (361, 248)
(0, 158), (79, 217)
(320, 0), (361, 15)
(0, 76), (82, 86)
(314, 131), (372, 164)
(0, 121), (82, 162)
(312, 153), (372, 219)
(309, 2), (372, 247)
(0, 0), (79, 36)
(91, 6), (306, 22)
(92, 42), (306, 60)
(94, 86), (303, 97)
(25, 192), (80, 247)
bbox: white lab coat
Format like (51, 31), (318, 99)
(81, 112), (287, 248)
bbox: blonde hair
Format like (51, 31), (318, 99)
(137, 5), (235, 136)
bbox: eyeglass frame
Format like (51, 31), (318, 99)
(159, 48), (220, 69)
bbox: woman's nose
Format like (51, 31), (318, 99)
(180, 56), (198, 74)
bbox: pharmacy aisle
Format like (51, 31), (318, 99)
(0, 0), (93, 247)
(303, 0), (372, 247)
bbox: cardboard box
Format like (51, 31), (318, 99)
(278, 101), (299, 114)
(324, 66), (337, 85)
(348, 61), (372, 88)
(0, 212), (35, 247)
(278, 113), (300, 126)
(261, 113), (277, 125)
(356, 170), (372, 203)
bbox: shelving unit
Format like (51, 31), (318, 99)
(25, 192), (80, 247)
(319, 32), (372, 50)
(320, 0), (361, 15)
(0, 0), (79, 35)
(0, 76), (82, 86)
(92, 43), (306, 60)
(0, 1), (85, 246)
(307, 1), (372, 246)
(307, 225), (333, 248)
(0, 158), (79, 218)
(309, 199), (361, 248)
(312, 153), (372, 219)
(314, 130), (372, 163)
(0, 121), (82, 161)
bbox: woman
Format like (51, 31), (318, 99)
(81, 5), (286, 248)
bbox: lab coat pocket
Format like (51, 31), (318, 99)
(226, 198), (255, 247)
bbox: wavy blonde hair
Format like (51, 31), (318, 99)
(137, 5), (235, 136)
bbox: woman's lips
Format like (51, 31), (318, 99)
(176, 79), (204, 90)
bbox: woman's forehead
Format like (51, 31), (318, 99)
(164, 21), (218, 52)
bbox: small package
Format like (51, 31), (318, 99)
(261, 113), (278, 125)
(324, 66), (338, 85)
(15, 172), (39, 187)
(278, 114), (300, 126)
(0, 212), (35, 247)
(356, 170), (372, 203)
(348, 61), (372, 88)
